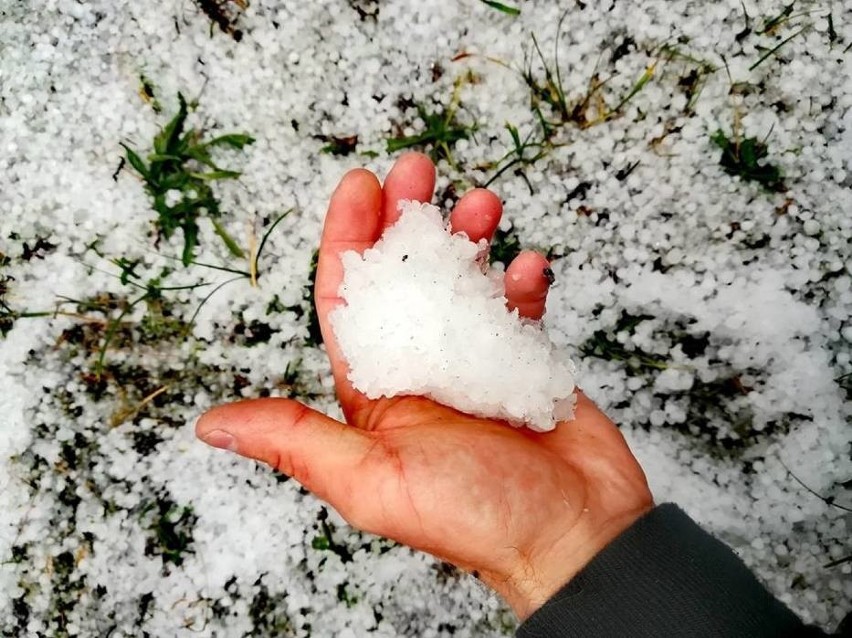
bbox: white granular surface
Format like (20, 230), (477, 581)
(1, 0), (850, 636)
(332, 201), (575, 431)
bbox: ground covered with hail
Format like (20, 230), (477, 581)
(1, 0), (851, 636)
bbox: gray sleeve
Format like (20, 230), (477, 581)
(517, 504), (826, 638)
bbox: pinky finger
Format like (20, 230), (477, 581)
(504, 251), (553, 321)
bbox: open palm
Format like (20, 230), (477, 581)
(197, 153), (652, 618)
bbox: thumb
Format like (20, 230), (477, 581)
(196, 398), (379, 523)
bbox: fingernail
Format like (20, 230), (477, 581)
(200, 429), (238, 453)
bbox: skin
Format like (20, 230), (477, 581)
(196, 153), (654, 620)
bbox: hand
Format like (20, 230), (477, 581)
(196, 153), (653, 619)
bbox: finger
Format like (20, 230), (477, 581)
(316, 168), (383, 418)
(196, 398), (388, 529)
(381, 152), (436, 229)
(448, 188), (503, 244)
(504, 251), (552, 320)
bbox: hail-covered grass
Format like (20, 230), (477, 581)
(1, 0), (850, 636)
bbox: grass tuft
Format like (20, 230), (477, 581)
(482, 122), (553, 192)
(86, 263), (214, 375)
(659, 45), (718, 113)
(580, 312), (669, 372)
(711, 129), (786, 192)
(142, 497), (197, 568)
(246, 580), (294, 635)
(387, 99), (475, 165)
(121, 93), (255, 266)
(482, 14), (664, 189)
(520, 14), (660, 133)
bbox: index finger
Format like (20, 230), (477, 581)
(315, 168), (383, 419)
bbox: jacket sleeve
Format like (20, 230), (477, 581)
(517, 504), (827, 638)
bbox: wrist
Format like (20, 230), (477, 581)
(494, 500), (654, 620)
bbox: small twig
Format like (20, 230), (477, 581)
(779, 458), (852, 513)
(111, 386), (169, 427)
(824, 555), (852, 569)
(111, 157), (126, 181)
(51, 311), (110, 324)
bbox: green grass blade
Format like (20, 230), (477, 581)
(188, 170), (242, 181)
(153, 93), (188, 155)
(613, 64), (655, 114)
(192, 262), (250, 277)
(183, 146), (218, 169)
(121, 144), (149, 179)
(181, 221), (200, 266)
(203, 134), (255, 149)
(211, 219), (245, 259)
(750, 27), (807, 71)
(505, 123), (521, 150)
(254, 209), (292, 279)
(554, 9), (569, 112)
(156, 252), (251, 277)
(5, 311), (56, 320)
(155, 282), (213, 292)
(386, 134), (429, 153)
(147, 153), (186, 163)
(185, 276), (245, 333)
(478, 0), (520, 16)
